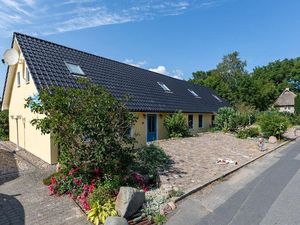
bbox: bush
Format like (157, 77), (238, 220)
(295, 94), (300, 115)
(132, 144), (170, 184)
(164, 111), (189, 138)
(0, 110), (9, 141)
(25, 80), (137, 176)
(257, 111), (289, 138)
(236, 127), (260, 139)
(214, 107), (239, 131)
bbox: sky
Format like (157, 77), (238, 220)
(0, 0), (300, 94)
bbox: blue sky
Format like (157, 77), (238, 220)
(1, 0), (300, 94)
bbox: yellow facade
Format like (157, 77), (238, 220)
(132, 112), (214, 148)
(3, 40), (58, 164)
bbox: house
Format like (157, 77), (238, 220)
(2, 33), (229, 164)
(274, 88), (297, 113)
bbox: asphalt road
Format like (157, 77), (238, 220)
(167, 140), (300, 225)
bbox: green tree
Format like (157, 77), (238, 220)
(0, 110), (9, 140)
(295, 95), (300, 115)
(164, 111), (189, 138)
(25, 81), (137, 176)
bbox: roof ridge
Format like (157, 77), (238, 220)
(14, 32), (186, 83)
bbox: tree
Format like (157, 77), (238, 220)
(295, 95), (300, 115)
(25, 80), (137, 176)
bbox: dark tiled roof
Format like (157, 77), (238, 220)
(15, 32), (229, 113)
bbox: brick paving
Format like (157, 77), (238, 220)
(157, 129), (298, 193)
(0, 142), (90, 225)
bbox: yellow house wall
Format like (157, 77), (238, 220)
(8, 46), (58, 164)
(132, 112), (214, 147)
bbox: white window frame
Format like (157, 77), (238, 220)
(212, 94), (222, 102)
(188, 114), (193, 129)
(26, 67), (30, 84)
(188, 89), (201, 98)
(157, 82), (172, 93)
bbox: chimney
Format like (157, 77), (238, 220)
(285, 87), (290, 91)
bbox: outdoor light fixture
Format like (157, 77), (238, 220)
(10, 115), (22, 151)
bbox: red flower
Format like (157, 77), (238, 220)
(51, 177), (56, 185)
(89, 183), (95, 193)
(83, 202), (91, 211)
(83, 184), (89, 192)
(143, 186), (148, 192)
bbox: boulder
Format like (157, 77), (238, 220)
(268, 136), (277, 144)
(104, 216), (128, 225)
(115, 187), (145, 219)
(160, 201), (176, 215)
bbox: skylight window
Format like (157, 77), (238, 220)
(212, 94), (222, 102)
(157, 82), (172, 92)
(65, 62), (85, 76)
(188, 89), (201, 98)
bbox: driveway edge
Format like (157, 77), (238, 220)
(173, 137), (297, 203)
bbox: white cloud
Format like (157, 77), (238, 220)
(149, 65), (168, 75)
(124, 59), (147, 68)
(0, 0), (220, 36)
(149, 65), (184, 79)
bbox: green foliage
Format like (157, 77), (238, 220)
(153, 213), (167, 225)
(164, 111), (189, 138)
(236, 127), (260, 139)
(25, 80), (137, 176)
(142, 191), (167, 221)
(87, 199), (117, 225)
(132, 144), (170, 182)
(0, 110), (9, 141)
(190, 52), (300, 111)
(257, 111), (289, 138)
(87, 181), (117, 207)
(214, 107), (239, 132)
(295, 95), (300, 115)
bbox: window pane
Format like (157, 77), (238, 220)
(157, 82), (171, 92)
(65, 62), (85, 75)
(188, 115), (193, 129)
(17, 72), (20, 87)
(26, 67), (30, 83)
(199, 115), (203, 128)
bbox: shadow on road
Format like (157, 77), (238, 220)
(0, 193), (24, 225)
(199, 141), (300, 225)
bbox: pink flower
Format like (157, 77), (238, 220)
(73, 178), (82, 186)
(83, 184), (89, 192)
(89, 183), (95, 193)
(83, 202), (91, 211)
(68, 167), (79, 175)
(48, 185), (55, 195)
(143, 186), (148, 192)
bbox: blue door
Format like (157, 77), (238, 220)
(147, 114), (157, 142)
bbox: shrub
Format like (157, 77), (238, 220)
(153, 213), (167, 225)
(87, 181), (117, 207)
(87, 199), (117, 225)
(257, 111), (289, 138)
(236, 127), (260, 139)
(132, 144), (170, 183)
(25, 80), (137, 176)
(0, 110), (9, 141)
(214, 107), (239, 131)
(164, 111), (189, 138)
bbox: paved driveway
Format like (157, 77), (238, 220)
(167, 140), (300, 225)
(0, 142), (90, 225)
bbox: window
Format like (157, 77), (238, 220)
(26, 67), (30, 84)
(199, 114), (203, 128)
(211, 115), (215, 126)
(17, 72), (21, 87)
(212, 94), (222, 102)
(188, 114), (193, 129)
(65, 62), (85, 75)
(188, 89), (201, 98)
(157, 82), (172, 93)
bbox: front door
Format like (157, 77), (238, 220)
(147, 114), (157, 142)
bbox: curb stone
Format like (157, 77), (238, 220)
(173, 137), (298, 203)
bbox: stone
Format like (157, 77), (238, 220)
(268, 136), (277, 144)
(104, 216), (129, 225)
(115, 187), (145, 219)
(160, 201), (176, 215)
